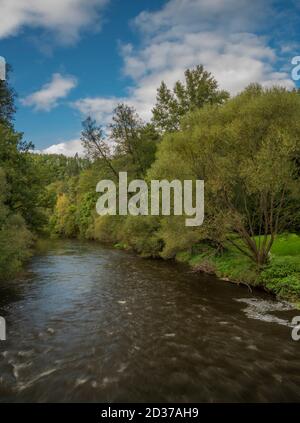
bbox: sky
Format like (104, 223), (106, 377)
(0, 0), (299, 156)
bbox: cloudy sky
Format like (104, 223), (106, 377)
(0, 0), (299, 156)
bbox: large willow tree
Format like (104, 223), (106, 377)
(149, 85), (300, 265)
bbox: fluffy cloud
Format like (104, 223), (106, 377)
(133, 0), (273, 36)
(0, 0), (109, 44)
(21, 73), (77, 111)
(73, 0), (295, 124)
(73, 97), (123, 125)
(35, 138), (84, 157)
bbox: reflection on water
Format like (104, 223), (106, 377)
(0, 240), (299, 402)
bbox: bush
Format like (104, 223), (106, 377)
(0, 214), (33, 279)
(89, 215), (123, 244)
(260, 260), (300, 299)
(119, 215), (163, 257)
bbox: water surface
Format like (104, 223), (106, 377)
(0, 240), (299, 402)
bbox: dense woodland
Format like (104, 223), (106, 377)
(1, 65), (300, 300)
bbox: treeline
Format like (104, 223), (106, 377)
(1, 64), (300, 299)
(0, 67), (88, 278)
(46, 66), (300, 299)
(48, 69), (300, 250)
(0, 67), (39, 277)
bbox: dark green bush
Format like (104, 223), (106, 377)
(260, 261), (300, 299)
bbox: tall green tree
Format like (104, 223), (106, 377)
(110, 103), (159, 176)
(152, 65), (229, 133)
(109, 104), (144, 172)
(150, 85), (300, 265)
(0, 64), (16, 127)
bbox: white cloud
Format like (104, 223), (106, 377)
(0, 0), (109, 44)
(73, 0), (295, 124)
(73, 97), (123, 125)
(35, 138), (84, 157)
(21, 73), (77, 111)
(133, 0), (273, 37)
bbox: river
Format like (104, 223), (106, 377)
(0, 240), (299, 402)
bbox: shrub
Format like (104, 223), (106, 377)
(260, 261), (300, 299)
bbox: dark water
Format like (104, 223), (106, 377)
(0, 240), (299, 402)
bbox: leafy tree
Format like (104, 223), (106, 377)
(135, 123), (160, 174)
(110, 104), (159, 176)
(32, 153), (89, 185)
(0, 64), (16, 126)
(0, 123), (45, 229)
(109, 104), (144, 174)
(50, 193), (78, 238)
(81, 116), (118, 178)
(150, 86), (300, 266)
(152, 65), (229, 132)
(0, 168), (33, 279)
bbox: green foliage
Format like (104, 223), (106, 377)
(152, 65), (229, 132)
(0, 124), (46, 230)
(157, 216), (201, 259)
(32, 153), (89, 185)
(0, 213), (33, 279)
(50, 193), (78, 238)
(150, 85), (300, 266)
(90, 215), (124, 244)
(0, 64), (16, 126)
(41, 75), (300, 301)
(77, 191), (96, 237)
(81, 117), (118, 178)
(175, 234), (300, 300)
(0, 168), (33, 279)
(185, 249), (258, 285)
(260, 260), (300, 300)
(270, 233), (300, 257)
(0, 64), (40, 278)
(110, 104), (160, 176)
(3, 63), (297, 300)
(120, 215), (163, 257)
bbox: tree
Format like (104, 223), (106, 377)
(81, 116), (118, 178)
(32, 153), (89, 184)
(50, 193), (78, 238)
(152, 65), (229, 133)
(149, 86), (300, 266)
(109, 104), (144, 173)
(0, 168), (33, 279)
(0, 63), (16, 127)
(110, 104), (159, 176)
(0, 123), (45, 229)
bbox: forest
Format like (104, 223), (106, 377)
(1, 64), (300, 301)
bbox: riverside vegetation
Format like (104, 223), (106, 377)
(0, 65), (300, 302)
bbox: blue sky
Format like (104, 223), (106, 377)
(0, 0), (299, 156)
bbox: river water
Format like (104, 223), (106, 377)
(0, 240), (299, 402)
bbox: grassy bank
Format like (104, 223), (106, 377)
(175, 234), (300, 303)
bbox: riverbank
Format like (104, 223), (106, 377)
(174, 234), (300, 305)
(112, 233), (300, 305)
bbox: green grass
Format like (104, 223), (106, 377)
(270, 233), (300, 256)
(176, 234), (300, 302)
